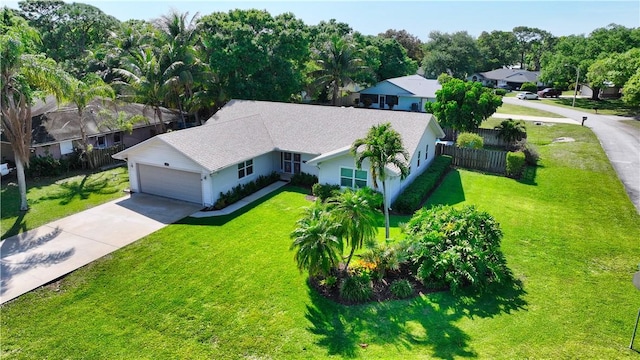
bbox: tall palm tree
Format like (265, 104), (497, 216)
(312, 35), (364, 106)
(290, 200), (343, 276)
(327, 188), (378, 272)
(1, 16), (73, 210)
(351, 123), (409, 239)
(68, 73), (115, 168)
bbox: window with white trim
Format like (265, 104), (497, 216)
(417, 151), (421, 167)
(425, 144), (429, 160)
(238, 159), (254, 179)
(113, 132), (122, 144)
(96, 135), (107, 149)
(340, 167), (367, 188)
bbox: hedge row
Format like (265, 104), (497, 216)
(392, 155), (452, 214)
(212, 172), (280, 210)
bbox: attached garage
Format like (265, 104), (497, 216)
(137, 164), (202, 204)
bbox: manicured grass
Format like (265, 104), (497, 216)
(1, 123), (639, 358)
(1, 167), (129, 239)
(539, 96), (639, 116)
(496, 102), (564, 118)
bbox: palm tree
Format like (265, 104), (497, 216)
(494, 118), (527, 150)
(312, 35), (364, 106)
(1, 16), (73, 210)
(328, 189), (378, 272)
(68, 73), (115, 168)
(351, 123), (409, 239)
(290, 200), (343, 276)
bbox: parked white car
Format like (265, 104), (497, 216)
(516, 91), (538, 100)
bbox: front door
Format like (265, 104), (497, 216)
(281, 152), (301, 174)
(379, 95), (386, 109)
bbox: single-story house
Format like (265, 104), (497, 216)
(0, 97), (180, 163)
(358, 75), (441, 112)
(113, 100), (445, 208)
(468, 68), (542, 89)
(579, 84), (622, 99)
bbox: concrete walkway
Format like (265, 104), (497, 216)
(0, 194), (201, 304)
(493, 112), (579, 125)
(190, 180), (289, 218)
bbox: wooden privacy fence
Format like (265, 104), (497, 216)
(436, 143), (507, 174)
(88, 144), (125, 169)
(441, 127), (516, 148)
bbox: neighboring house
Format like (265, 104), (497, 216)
(358, 75), (441, 112)
(579, 84), (622, 99)
(113, 100), (445, 207)
(0, 97), (180, 162)
(468, 68), (542, 89)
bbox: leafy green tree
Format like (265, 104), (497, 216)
(361, 35), (418, 81)
(621, 68), (640, 107)
(312, 34), (364, 105)
(199, 9), (309, 102)
(425, 77), (502, 133)
(290, 200), (343, 277)
(477, 30), (519, 70)
(587, 48), (640, 89)
(351, 123), (409, 239)
(1, 14), (73, 210)
(422, 31), (480, 79)
(68, 73), (115, 168)
(512, 26), (547, 70)
(378, 28), (424, 62)
(587, 23), (640, 56)
(539, 35), (590, 89)
(327, 189), (379, 272)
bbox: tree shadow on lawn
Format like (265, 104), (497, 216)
(518, 165), (541, 186)
(305, 275), (527, 359)
(1, 211), (27, 240)
(38, 172), (123, 205)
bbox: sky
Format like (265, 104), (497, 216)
(3, 0), (639, 40)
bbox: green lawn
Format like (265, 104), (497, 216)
(1, 123), (639, 358)
(540, 96), (639, 117)
(1, 167), (129, 239)
(496, 102), (564, 118)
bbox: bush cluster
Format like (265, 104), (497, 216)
(456, 132), (484, 149)
(506, 151), (526, 178)
(213, 172), (280, 209)
(390, 279), (414, 299)
(404, 205), (508, 294)
(515, 139), (540, 166)
(494, 88), (508, 96)
(339, 273), (373, 302)
(520, 82), (538, 92)
(26, 153), (83, 178)
(311, 183), (340, 201)
(289, 172), (318, 188)
(392, 155), (452, 214)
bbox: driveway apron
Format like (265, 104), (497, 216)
(1, 193), (202, 304)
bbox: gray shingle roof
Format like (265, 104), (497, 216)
(125, 100), (443, 173)
(360, 75), (441, 98)
(478, 69), (540, 83)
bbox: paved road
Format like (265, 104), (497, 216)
(0, 194), (202, 304)
(503, 97), (640, 212)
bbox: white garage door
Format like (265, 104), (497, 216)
(138, 164), (202, 204)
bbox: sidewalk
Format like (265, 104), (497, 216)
(493, 112), (580, 124)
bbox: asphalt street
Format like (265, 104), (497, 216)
(503, 96), (640, 212)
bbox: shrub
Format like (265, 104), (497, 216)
(359, 239), (409, 280)
(495, 119), (527, 148)
(456, 132), (484, 149)
(355, 186), (383, 210)
(392, 155), (452, 214)
(520, 82), (537, 92)
(26, 154), (69, 178)
(320, 275), (337, 288)
(213, 172), (280, 209)
(339, 273), (373, 302)
(494, 88), (508, 96)
(390, 279), (414, 299)
(404, 205), (508, 295)
(290, 172), (318, 188)
(312, 183), (340, 201)
(515, 139), (540, 166)
(506, 151), (526, 178)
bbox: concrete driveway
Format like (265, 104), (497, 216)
(503, 97), (640, 212)
(0, 193), (201, 304)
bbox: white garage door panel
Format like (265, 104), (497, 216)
(138, 164), (202, 204)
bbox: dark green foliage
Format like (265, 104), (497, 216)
(289, 172), (318, 188)
(515, 139), (540, 166)
(520, 82), (538, 92)
(390, 279), (414, 299)
(404, 205), (508, 295)
(213, 172), (280, 209)
(26, 153), (82, 178)
(311, 183), (340, 201)
(392, 156), (452, 214)
(339, 273), (373, 302)
(494, 88), (508, 96)
(456, 132), (484, 149)
(495, 119), (527, 148)
(506, 151), (527, 178)
(359, 239), (409, 280)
